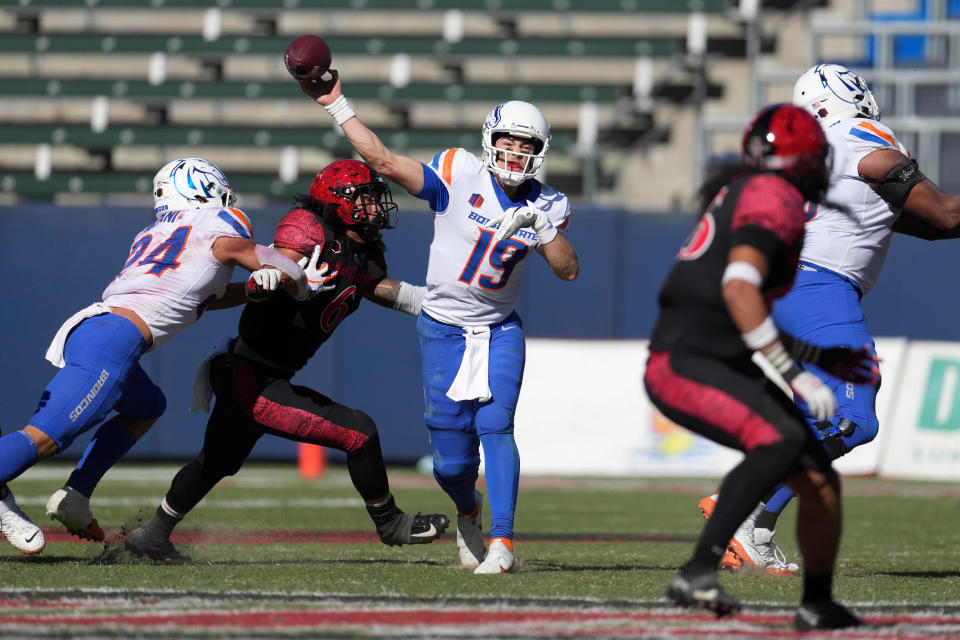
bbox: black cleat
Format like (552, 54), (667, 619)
(124, 527), (190, 563)
(377, 512), (450, 546)
(667, 572), (741, 618)
(794, 601), (862, 631)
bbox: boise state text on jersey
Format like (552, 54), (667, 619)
(414, 148), (571, 326)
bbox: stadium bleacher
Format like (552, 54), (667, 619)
(0, 0), (756, 206)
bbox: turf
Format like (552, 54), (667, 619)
(3, 462), (958, 607)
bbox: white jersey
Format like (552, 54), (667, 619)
(102, 205), (254, 347)
(415, 148), (571, 326)
(802, 117), (909, 294)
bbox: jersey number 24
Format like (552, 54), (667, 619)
(121, 226), (192, 277)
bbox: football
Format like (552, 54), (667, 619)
(284, 35), (332, 80)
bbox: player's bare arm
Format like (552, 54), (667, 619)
(721, 245), (772, 346)
(536, 234), (579, 281)
(365, 277), (424, 316)
(365, 277), (401, 308)
(205, 282), (248, 310)
(860, 148), (960, 236)
(306, 75), (424, 196)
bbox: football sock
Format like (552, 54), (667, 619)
(760, 483), (795, 519)
(365, 493), (402, 529)
(0, 431), (39, 486)
(346, 433), (391, 502)
(144, 500), (183, 539)
(802, 572), (834, 605)
(479, 432), (520, 540)
(66, 418), (137, 498)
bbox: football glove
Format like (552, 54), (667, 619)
(786, 370), (837, 422)
(487, 201), (558, 245)
(760, 339), (838, 421)
(298, 245), (339, 298)
(246, 267), (284, 301)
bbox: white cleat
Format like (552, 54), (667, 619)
(0, 487), (45, 554)
(752, 527), (800, 576)
(722, 506), (798, 576)
(46, 486), (105, 542)
(474, 537), (516, 574)
(456, 490), (485, 570)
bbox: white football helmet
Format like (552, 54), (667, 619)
(481, 100), (551, 187)
(793, 63), (880, 127)
(152, 157), (236, 217)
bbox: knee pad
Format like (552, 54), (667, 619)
(146, 387), (167, 420)
(195, 447), (244, 478)
(349, 409), (378, 439)
(751, 439), (803, 472)
(474, 404), (514, 436)
(839, 415), (878, 449)
(433, 452), (480, 487)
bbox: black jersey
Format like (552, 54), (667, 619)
(649, 173), (805, 360)
(238, 206), (387, 371)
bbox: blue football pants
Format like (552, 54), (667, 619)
(418, 311), (524, 540)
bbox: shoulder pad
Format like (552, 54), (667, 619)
(213, 207), (254, 240)
(846, 119), (900, 150)
(426, 148), (481, 186)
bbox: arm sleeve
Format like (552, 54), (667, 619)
(414, 148), (471, 213)
(415, 162), (450, 212)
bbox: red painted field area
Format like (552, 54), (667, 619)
(2, 591), (959, 639)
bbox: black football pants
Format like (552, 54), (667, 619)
(165, 353), (390, 515)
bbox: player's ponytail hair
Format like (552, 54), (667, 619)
(697, 161), (765, 215)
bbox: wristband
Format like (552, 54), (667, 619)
(762, 340), (802, 383)
(324, 95), (357, 127)
(532, 213), (558, 244)
(790, 338), (822, 365)
(393, 281), (426, 316)
(741, 316), (778, 350)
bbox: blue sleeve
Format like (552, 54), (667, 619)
(413, 161), (449, 213)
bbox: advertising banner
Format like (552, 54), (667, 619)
(515, 338), (907, 478)
(879, 341), (960, 480)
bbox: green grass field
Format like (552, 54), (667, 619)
(2, 462), (959, 638)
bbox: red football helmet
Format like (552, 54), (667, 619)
(741, 103), (830, 202)
(308, 159), (398, 239)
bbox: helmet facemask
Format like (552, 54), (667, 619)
(309, 159), (399, 242)
(329, 179), (398, 241)
(481, 101), (551, 187)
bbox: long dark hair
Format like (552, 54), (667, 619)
(697, 161), (766, 215)
(697, 159), (849, 218)
(290, 193), (386, 253)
